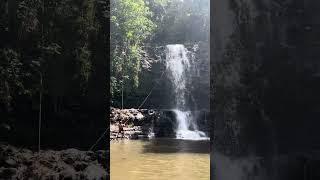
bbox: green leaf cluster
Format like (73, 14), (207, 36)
(110, 0), (156, 100)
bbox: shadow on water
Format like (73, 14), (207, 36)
(141, 138), (210, 154)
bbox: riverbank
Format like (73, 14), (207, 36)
(110, 107), (210, 140)
(0, 144), (108, 179)
(110, 108), (159, 140)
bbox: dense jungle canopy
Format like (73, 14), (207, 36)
(0, 0), (209, 112)
(110, 0), (209, 107)
(0, 0), (209, 147)
(0, 0), (109, 148)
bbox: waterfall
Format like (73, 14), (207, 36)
(165, 44), (208, 140)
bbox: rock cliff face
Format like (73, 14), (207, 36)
(212, 0), (320, 179)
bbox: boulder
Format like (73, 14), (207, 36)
(4, 158), (17, 167)
(0, 167), (17, 179)
(82, 164), (107, 180)
(0, 144), (108, 179)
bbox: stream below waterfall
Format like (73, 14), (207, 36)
(111, 139), (210, 180)
(110, 44), (209, 179)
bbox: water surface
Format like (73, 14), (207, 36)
(111, 139), (210, 180)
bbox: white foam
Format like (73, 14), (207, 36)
(166, 44), (209, 141)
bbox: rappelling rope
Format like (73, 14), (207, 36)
(137, 70), (165, 109)
(89, 70), (166, 151)
(89, 127), (109, 151)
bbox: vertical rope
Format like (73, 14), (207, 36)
(121, 80), (124, 109)
(38, 0), (45, 154)
(38, 73), (42, 153)
(89, 70), (166, 150)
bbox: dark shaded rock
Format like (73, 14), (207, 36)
(4, 158), (17, 167)
(85, 151), (96, 161)
(128, 134), (139, 139)
(0, 167), (17, 178)
(61, 148), (88, 164)
(39, 159), (54, 169)
(74, 161), (89, 171)
(59, 166), (77, 179)
(96, 150), (107, 168)
(0, 144), (108, 179)
(82, 164), (107, 180)
(110, 108), (208, 139)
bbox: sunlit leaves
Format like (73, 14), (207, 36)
(111, 0), (155, 41)
(111, 0), (156, 94)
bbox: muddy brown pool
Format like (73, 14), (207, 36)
(110, 138), (210, 180)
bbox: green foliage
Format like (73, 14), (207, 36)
(110, 0), (210, 107)
(0, 0), (101, 109)
(111, 0), (155, 41)
(0, 49), (24, 106)
(0, 0), (210, 109)
(111, 0), (156, 100)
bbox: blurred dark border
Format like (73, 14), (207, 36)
(0, 0), (110, 174)
(211, 1), (320, 180)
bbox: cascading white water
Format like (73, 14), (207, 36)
(165, 44), (208, 140)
